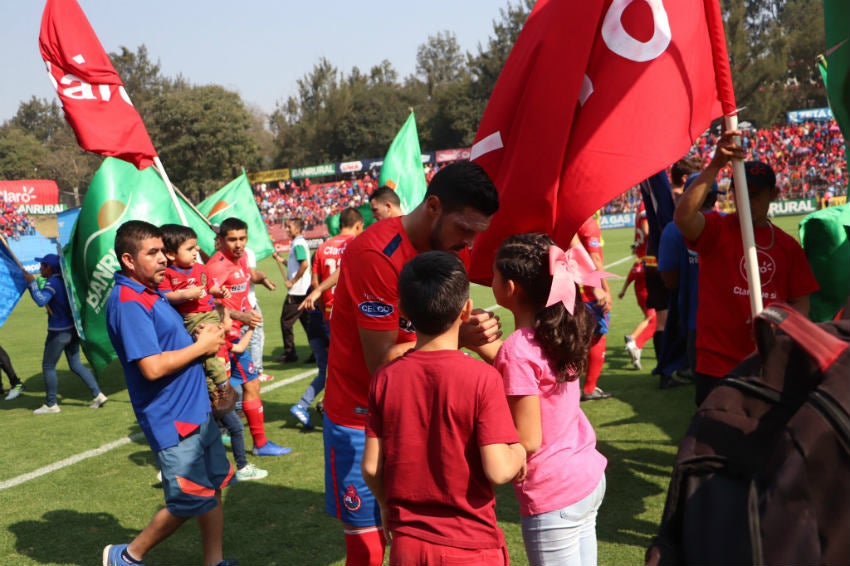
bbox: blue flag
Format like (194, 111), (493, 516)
(0, 241), (27, 327)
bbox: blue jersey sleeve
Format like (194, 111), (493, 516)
(27, 280), (55, 307)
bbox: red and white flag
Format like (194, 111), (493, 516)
(39, 0), (157, 169)
(469, 0), (735, 284)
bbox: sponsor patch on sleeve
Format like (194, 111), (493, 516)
(358, 301), (394, 318)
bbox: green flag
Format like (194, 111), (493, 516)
(197, 172), (274, 260)
(822, 1), (850, 158)
(325, 202), (374, 236)
(378, 111), (427, 214)
(64, 157), (214, 376)
(799, 203), (850, 321)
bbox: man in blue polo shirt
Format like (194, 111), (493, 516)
(103, 220), (234, 566)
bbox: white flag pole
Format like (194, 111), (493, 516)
(152, 156), (189, 226)
(724, 114), (763, 317)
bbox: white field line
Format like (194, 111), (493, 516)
(0, 369), (318, 491)
(3, 255), (636, 491)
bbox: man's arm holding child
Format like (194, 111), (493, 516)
(137, 323), (225, 381)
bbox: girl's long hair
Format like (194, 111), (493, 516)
(495, 233), (594, 382)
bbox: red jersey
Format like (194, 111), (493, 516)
(312, 233), (356, 320)
(325, 217), (418, 429)
(159, 263), (215, 316)
(633, 202), (649, 259)
(576, 216), (604, 303)
(366, 349), (519, 549)
(690, 214), (819, 378)
(206, 251), (251, 329)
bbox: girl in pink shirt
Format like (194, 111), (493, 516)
(493, 233), (608, 566)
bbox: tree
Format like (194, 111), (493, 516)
(149, 85), (261, 200)
(0, 125), (48, 180)
(416, 31), (466, 97)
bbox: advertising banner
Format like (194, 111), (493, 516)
(435, 147), (471, 163)
(0, 179), (64, 214)
(599, 213), (635, 230)
(768, 198), (818, 216)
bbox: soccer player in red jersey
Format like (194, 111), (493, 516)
(619, 202), (656, 369)
(323, 161), (502, 566)
(206, 217), (290, 457)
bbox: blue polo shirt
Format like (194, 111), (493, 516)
(106, 272), (210, 452)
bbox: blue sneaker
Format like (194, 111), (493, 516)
(253, 440), (292, 457)
(103, 544), (144, 565)
(290, 404), (313, 429)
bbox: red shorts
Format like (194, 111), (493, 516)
(389, 533), (509, 565)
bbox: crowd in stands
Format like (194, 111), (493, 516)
(0, 199), (37, 239)
(254, 120), (847, 229)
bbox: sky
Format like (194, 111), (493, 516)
(0, 0), (509, 124)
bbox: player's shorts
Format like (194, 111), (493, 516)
(229, 348), (258, 387)
(323, 413), (381, 527)
(390, 534), (509, 565)
(584, 302), (610, 335)
(644, 265), (670, 310)
(156, 413), (234, 517)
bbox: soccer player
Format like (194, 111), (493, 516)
(206, 217), (290, 457)
(290, 207), (364, 429)
(576, 215), (613, 401)
(323, 161), (502, 566)
(368, 185), (403, 221)
(674, 131), (819, 405)
(103, 220), (234, 566)
(619, 201), (656, 370)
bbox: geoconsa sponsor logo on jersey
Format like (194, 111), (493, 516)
(358, 301), (393, 317)
(229, 282), (247, 293)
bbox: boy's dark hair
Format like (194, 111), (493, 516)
(115, 220), (162, 271)
(369, 186), (401, 206)
(399, 251), (469, 336)
(218, 217), (247, 238)
(160, 223), (198, 253)
(671, 156), (702, 186)
(287, 217), (305, 232)
(495, 233), (594, 381)
(426, 161), (499, 216)
(339, 207), (364, 229)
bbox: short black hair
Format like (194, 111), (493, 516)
(399, 251), (468, 336)
(339, 207), (364, 229)
(369, 186), (401, 206)
(426, 161), (499, 216)
(287, 217), (305, 232)
(115, 220), (162, 271)
(672, 156), (702, 186)
(160, 224), (198, 253)
(218, 217), (247, 238)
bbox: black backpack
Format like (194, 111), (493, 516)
(646, 303), (850, 566)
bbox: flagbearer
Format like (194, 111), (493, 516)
(23, 253), (107, 413)
(673, 131), (819, 406)
(104, 220), (234, 566)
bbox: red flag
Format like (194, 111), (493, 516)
(39, 0), (157, 169)
(469, 0), (735, 284)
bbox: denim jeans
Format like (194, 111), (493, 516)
(521, 474), (606, 566)
(43, 330), (101, 407)
(299, 317), (329, 408)
(217, 409), (247, 470)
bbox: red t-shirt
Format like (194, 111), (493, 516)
(158, 263), (215, 316)
(325, 217), (418, 428)
(366, 349), (519, 549)
(690, 213), (819, 377)
(312, 233), (356, 320)
(577, 216), (603, 303)
(206, 251), (251, 329)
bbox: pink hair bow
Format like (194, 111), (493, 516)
(546, 245), (615, 314)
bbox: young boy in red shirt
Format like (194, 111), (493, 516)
(158, 224), (231, 394)
(362, 251), (526, 565)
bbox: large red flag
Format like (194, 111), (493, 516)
(469, 0), (735, 284)
(39, 0), (157, 169)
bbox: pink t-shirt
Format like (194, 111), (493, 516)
(495, 328), (607, 517)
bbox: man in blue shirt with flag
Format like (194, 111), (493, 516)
(103, 220), (234, 566)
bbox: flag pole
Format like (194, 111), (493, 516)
(724, 114), (763, 317)
(152, 156), (190, 226)
(151, 159), (217, 230)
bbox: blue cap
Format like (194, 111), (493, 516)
(35, 253), (61, 272)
